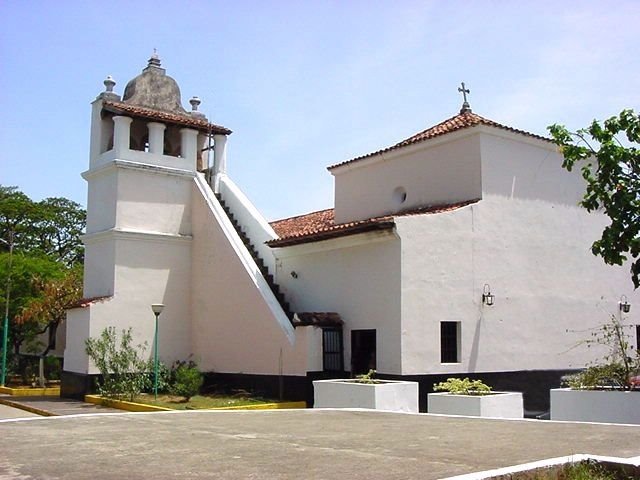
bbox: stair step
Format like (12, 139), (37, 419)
(215, 192), (295, 327)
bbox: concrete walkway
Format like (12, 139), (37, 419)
(0, 395), (121, 416)
(0, 403), (39, 420)
(0, 409), (638, 479)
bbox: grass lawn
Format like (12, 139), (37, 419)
(134, 393), (280, 410)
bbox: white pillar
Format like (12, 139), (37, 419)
(212, 134), (228, 193)
(213, 134), (228, 175)
(112, 116), (133, 157)
(147, 122), (166, 154)
(180, 128), (199, 167)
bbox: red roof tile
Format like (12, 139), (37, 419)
(293, 312), (343, 327)
(102, 100), (232, 135)
(267, 199), (479, 247)
(270, 208), (335, 238)
(68, 296), (112, 309)
(327, 111), (551, 170)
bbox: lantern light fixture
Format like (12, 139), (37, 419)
(482, 284), (494, 306)
(619, 295), (631, 313)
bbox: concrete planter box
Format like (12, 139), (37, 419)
(313, 379), (419, 413)
(550, 388), (640, 424)
(427, 391), (524, 418)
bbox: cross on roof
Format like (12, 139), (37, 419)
(458, 82), (472, 114)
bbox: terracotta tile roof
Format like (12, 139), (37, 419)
(68, 296), (112, 309)
(270, 208), (335, 238)
(267, 199), (479, 247)
(102, 100), (232, 135)
(293, 312), (343, 327)
(327, 111), (551, 170)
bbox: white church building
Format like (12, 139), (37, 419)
(62, 56), (638, 412)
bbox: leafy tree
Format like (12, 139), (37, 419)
(15, 268), (82, 358)
(0, 186), (85, 266)
(0, 253), (67, 360)
(548, 110), (640, 288)
(0, 185), (86, 380)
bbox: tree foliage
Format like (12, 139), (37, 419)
(0, 186), (86, 266)
(0, 253), (69, 357)
(0, 185), (86, 379)
(548, 110), (640, 288)
(15, 268), (82, 357)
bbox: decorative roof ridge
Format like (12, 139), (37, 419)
(327, 111), (551, 171)
(102, 100), (232, 135)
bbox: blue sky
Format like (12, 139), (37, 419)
(1, 1), (638, 220)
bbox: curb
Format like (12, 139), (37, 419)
(84, 395), (307, 412)
(0, 386), (61, 396)
(84, 395), (172, 412)
(0, 397), (58, 417)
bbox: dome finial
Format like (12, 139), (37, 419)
(189, 96), (206, 118)
(148, 48), (162, 68)
(103, 75), (116, 93)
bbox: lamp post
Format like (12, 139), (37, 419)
(150, 303), (164, 400)
(1, 232), (14, 386)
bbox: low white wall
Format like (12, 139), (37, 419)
(313, 379), (419, 413)
(427, 392), (523, 418)
(550, 388), (640, 424)
(218, 175), (278, 274)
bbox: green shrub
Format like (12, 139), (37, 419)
(562, 364), (628, 390)
(569, 315), (640, 390)
(433, 377), (492, 396)
(355, 369), (376, 384)
(85, 327), (148, 401)
(171, 362), (203, 401)
(143, 360), (171, 394)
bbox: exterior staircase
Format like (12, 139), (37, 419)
(215, 193), (295, 323)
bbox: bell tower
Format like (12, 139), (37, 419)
(62, 54), (231, 397)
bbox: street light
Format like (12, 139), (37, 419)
(1, 232), (14, 386)
(150, 303), (164, 400)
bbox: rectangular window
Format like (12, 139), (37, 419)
(441, 321), (461, 363)
(322, 328), (344, 372)
(636, 325), (640, 351)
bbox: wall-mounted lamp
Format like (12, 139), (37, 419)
(482, 284), (494, 306)
(290, 271), (298, 279)
(619, 295), (631, 313)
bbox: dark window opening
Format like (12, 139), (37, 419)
(351, 329), (376, 375)
(441, 321), (460, 363)
(322, 328), (343, 372)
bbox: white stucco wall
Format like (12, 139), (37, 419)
(274, 232), (402, 374)
(331, 131), (481, 223)
(82, 235), (116, 298)
(190, 179), (308, 376)
(84, 169), (117, 234)
(396, 194), (637, 375)
(479, 129), (585, 205)
(114, 166), (193, 235)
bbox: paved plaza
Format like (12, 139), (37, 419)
(1, 409), (639, 479)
